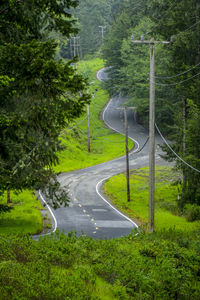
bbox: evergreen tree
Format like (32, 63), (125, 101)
(103, 0), (200, 206)
(0, 0), (89, 206)
(149, 0), (200, 206)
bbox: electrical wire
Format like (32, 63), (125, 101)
(155, 123), (200, 174)
(134, 137), (149, 153)
(62, 116), (87, 133)
(173, 19), (200, 37)
(151, 71), (200, 86)
(154, 62), (200, 79)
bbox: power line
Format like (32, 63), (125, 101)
(63, 116), (87, 133)
(151, 71), (200, 86)
(155, 123), (200, 174)
(173, 19), (200, 38)
(154, 62), (200, 79)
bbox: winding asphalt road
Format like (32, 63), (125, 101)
(41, 69), (168, 239)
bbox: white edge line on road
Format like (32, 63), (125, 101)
(39, 190), (57, 235)
(102, 97), (140, 159)
(96, 176), (138, 228)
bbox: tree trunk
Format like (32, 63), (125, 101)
(7, 189), (11, 204)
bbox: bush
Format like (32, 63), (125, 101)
(184, 204), (200, 222)
(0, 230), (200, 299)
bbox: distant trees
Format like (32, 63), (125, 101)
(0, 0), (89, 206)
(102, 0), (200, 207)
(59, 0), (121, 59)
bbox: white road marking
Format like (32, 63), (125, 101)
(96, 177), (138, 228)
(102, 98), (140, 163)
(92, 208), (107, 212)
(39, 191), (57, 234)
(95, 220), (133, 228)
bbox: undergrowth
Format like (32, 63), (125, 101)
(0, 230), (200, 299)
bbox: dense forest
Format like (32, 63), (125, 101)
(59, 0), (123, 59)
(101, 0), (200, 209)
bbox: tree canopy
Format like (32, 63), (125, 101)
(0, 0), (89, 206)
(102, 0), (200, 207)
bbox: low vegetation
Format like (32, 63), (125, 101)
(0, 230), (200, 299)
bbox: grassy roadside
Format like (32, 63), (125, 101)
(54, 58), (133, 173)
(0, 190), (43, 235)
(103, 166), (200, 232)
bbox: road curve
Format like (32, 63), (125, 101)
(44, 68), (167, 239)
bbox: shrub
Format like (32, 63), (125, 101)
(184, 204), (200, 222)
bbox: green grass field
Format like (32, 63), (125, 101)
(0, 190), (43, 235)
(103, 166), (200, 232)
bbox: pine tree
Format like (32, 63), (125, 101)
(0, 0), (89, 207)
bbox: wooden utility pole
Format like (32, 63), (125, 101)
(99, 26), (106, 44)
(131, 36), (170, 232)
(71, 36), (80, 72)
(149, 39), (155, 231)
(87, 103), (90, 153)
(7, 189), (11, 204)
(124, 107), (130, 202)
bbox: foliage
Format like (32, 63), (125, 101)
(0, 230), (200, 299)
(102, 0), (200, 207)
(0, 204), (13, 214)
(0, 0), (89, 207)
(184, 204), (200, 222)
(148, 0), (200, 206)
(59, 0), (122, 59)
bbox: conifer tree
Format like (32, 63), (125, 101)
(0, 0), (89, 206)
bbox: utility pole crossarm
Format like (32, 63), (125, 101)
(99, 25), (106, 44)
(131, 40), (170, 45)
